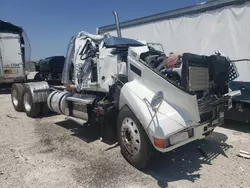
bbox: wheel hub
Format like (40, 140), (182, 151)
(12, 90), (18, 106)
(121, 117), (141, 156)
(124, 129), (132, 142)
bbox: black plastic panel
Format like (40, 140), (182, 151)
(130, 64), (141, 77)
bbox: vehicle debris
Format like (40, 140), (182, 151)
(6, 114), (19, 119)
(238, 150), (250, 159)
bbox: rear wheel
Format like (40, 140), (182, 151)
(40, 102), (50, 115)
(11, 83), (24, 112)
(117, 106), (153, 169)
(23, 86), (41, 118)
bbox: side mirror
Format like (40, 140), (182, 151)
(150, 91), (164, 111)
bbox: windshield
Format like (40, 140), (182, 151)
(147, 42), (164, 53)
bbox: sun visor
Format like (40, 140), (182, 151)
(103, 36), (144, 48)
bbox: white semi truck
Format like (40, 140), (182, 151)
(10, 12), (241, 169)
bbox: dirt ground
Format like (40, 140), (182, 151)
(0, 87), (250, 188)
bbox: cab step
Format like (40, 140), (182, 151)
(65, 116), (87, 125)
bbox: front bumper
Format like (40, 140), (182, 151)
(152, 91), (241, 153)
(153, 105), (225, 153)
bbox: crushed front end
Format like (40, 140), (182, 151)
(141, 50), (239, 123)
(135, 48), (240, 151)
(180, 53), (239, 125)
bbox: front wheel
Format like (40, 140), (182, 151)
(117, 106), (153, 169)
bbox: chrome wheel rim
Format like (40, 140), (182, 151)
(12, 90), (18, 106)
(121, 117), (141, 155)
(24, 93), (31, 112)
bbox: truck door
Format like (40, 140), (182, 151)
(0, 32), (24, 81)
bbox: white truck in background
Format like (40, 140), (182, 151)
(0, 20), (31, 84)
(0, 20), (65, 90)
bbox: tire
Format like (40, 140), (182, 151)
(117, 106), (153, 169)
(11, 83), (24, 112)
(34, 73), (42, 82)
(40, 102), (50, 115)
(23, 85), (41, 118)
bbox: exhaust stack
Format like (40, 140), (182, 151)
(113, 11), (122, 38)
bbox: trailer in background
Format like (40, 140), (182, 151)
(0, 20), (65, 96)
(97, 0), (250, 123)
(0, 20), (32, 84)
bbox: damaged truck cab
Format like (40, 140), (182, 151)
(11, 12), (241, 169)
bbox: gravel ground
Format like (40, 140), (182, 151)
(0, 87), (250, 188)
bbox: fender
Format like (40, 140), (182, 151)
(26, 71), (39, 81)
(119, 79), (199, 145)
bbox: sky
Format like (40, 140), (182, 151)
(0, 0), (205, 60)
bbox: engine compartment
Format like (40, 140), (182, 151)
(139, 49), (238, 100)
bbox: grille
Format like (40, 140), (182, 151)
(188, 66), (209, 91)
